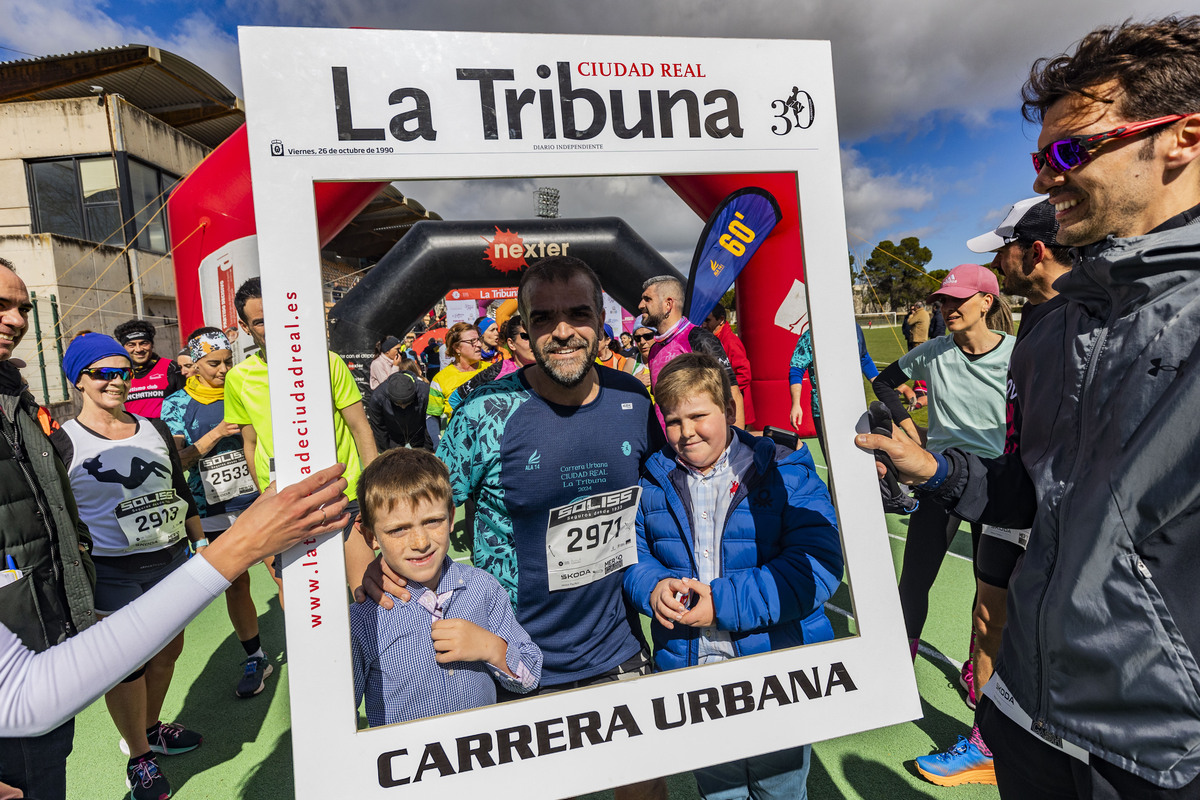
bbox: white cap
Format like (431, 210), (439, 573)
(966, 197), (1045, 253)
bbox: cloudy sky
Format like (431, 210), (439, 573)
(1, 0), (1189, 276)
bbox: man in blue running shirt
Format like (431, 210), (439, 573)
(438, 256), (665, 800)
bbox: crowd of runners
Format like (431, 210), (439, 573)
(0, 13), (1198, 800)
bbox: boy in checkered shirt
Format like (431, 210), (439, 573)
(351, 449), (541, 725)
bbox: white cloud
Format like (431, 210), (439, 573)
(4, 0), (1190, 140)
(232, 0), (1191, 140)
(839, 148), (932, 245)
(156, 13), (242, 93)
(0, 0), (241, 93)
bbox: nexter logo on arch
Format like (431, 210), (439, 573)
(483, 227), (571, 273)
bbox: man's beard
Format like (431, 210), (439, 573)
(251, 332), (268, 360)
(533, 334), (598, 388)
(1003, 271), (1035, 298)
(641, 308), (664, 329)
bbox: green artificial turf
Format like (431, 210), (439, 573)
(66, 341), (996, 798)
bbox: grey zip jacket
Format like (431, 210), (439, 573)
(931, 216), (1200, 787)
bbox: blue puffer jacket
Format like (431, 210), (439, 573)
(624, 428), (843, 672)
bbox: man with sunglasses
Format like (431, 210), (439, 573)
(0, 258), (96, 800)
(630, 325), (656, 388)
(859, 16), (1200, 797)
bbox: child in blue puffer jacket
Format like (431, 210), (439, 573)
(624, 352), (843, 800)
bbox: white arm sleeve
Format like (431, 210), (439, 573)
(0, 556), (230, 737)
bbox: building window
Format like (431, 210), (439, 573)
(27, 156), (176, 253)
(127, 160), (170, 253)
(28, 160), (87, 240)
(78, 159), (122, 245)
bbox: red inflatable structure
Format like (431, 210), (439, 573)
(167, 127), (813, 436)
(166, 126), (385, 339)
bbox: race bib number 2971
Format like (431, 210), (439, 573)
(545, 486), (641, 592)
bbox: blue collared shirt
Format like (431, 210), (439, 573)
(677, 431), (755, 663)
(351, 557), (542, 726)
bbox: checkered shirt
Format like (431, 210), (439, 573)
(350, 557), (542, 726)
(678, 432), (755, 663)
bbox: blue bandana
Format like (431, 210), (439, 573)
(63, 333), (129, 384)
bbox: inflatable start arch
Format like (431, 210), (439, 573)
(167, 126), (813, 435)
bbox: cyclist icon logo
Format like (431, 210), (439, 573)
(771, 87), (815, 136)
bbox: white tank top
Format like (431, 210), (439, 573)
(60, 417), (188, 557)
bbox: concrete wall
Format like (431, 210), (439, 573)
(114, 100), (208, 175)
(0, 97), (206, 236)
(0, 96), (207, 164)
(0, 233), (164, 405)
(0, 95), (210, 402)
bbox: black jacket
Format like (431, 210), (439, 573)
(0, 363), (95, 652)
(367, 379), (434, 452)
(930, 217), (1200, 787)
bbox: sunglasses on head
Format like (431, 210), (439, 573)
(1031, 114), (1188, 174)
(634, 332), (655, 342)
(80, 367), (131, 382)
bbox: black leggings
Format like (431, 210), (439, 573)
(979, 696), (1200, 799)
(898, 500), (980, 640)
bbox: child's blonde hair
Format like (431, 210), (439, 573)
(654, 352), (733, 413)
(357, 449), (453, 531)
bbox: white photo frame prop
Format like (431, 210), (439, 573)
(240, 27), (919, 799)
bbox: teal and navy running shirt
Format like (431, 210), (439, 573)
(437, 366), (658, 686)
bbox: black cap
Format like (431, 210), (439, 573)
(381, 335), (402, 352)
(1012, 200), (1059, 246)
(967, 197), (1059, 253)
(385, 373), (417, 406)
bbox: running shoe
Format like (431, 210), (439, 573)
(120, 721), (202, 756)
(915, 736), (996, 786)
(236, 655), (275, 698)
(960, 660), (977, 710)
(126, 754), (172, 800)
(147, 721), (202, 755)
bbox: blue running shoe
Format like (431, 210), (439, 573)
(915, 736), (996, 786)
(236, 656), (274, 698)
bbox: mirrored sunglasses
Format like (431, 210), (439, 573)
(80, 367), (132, 382)
(1031, 114), (1188, 174)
